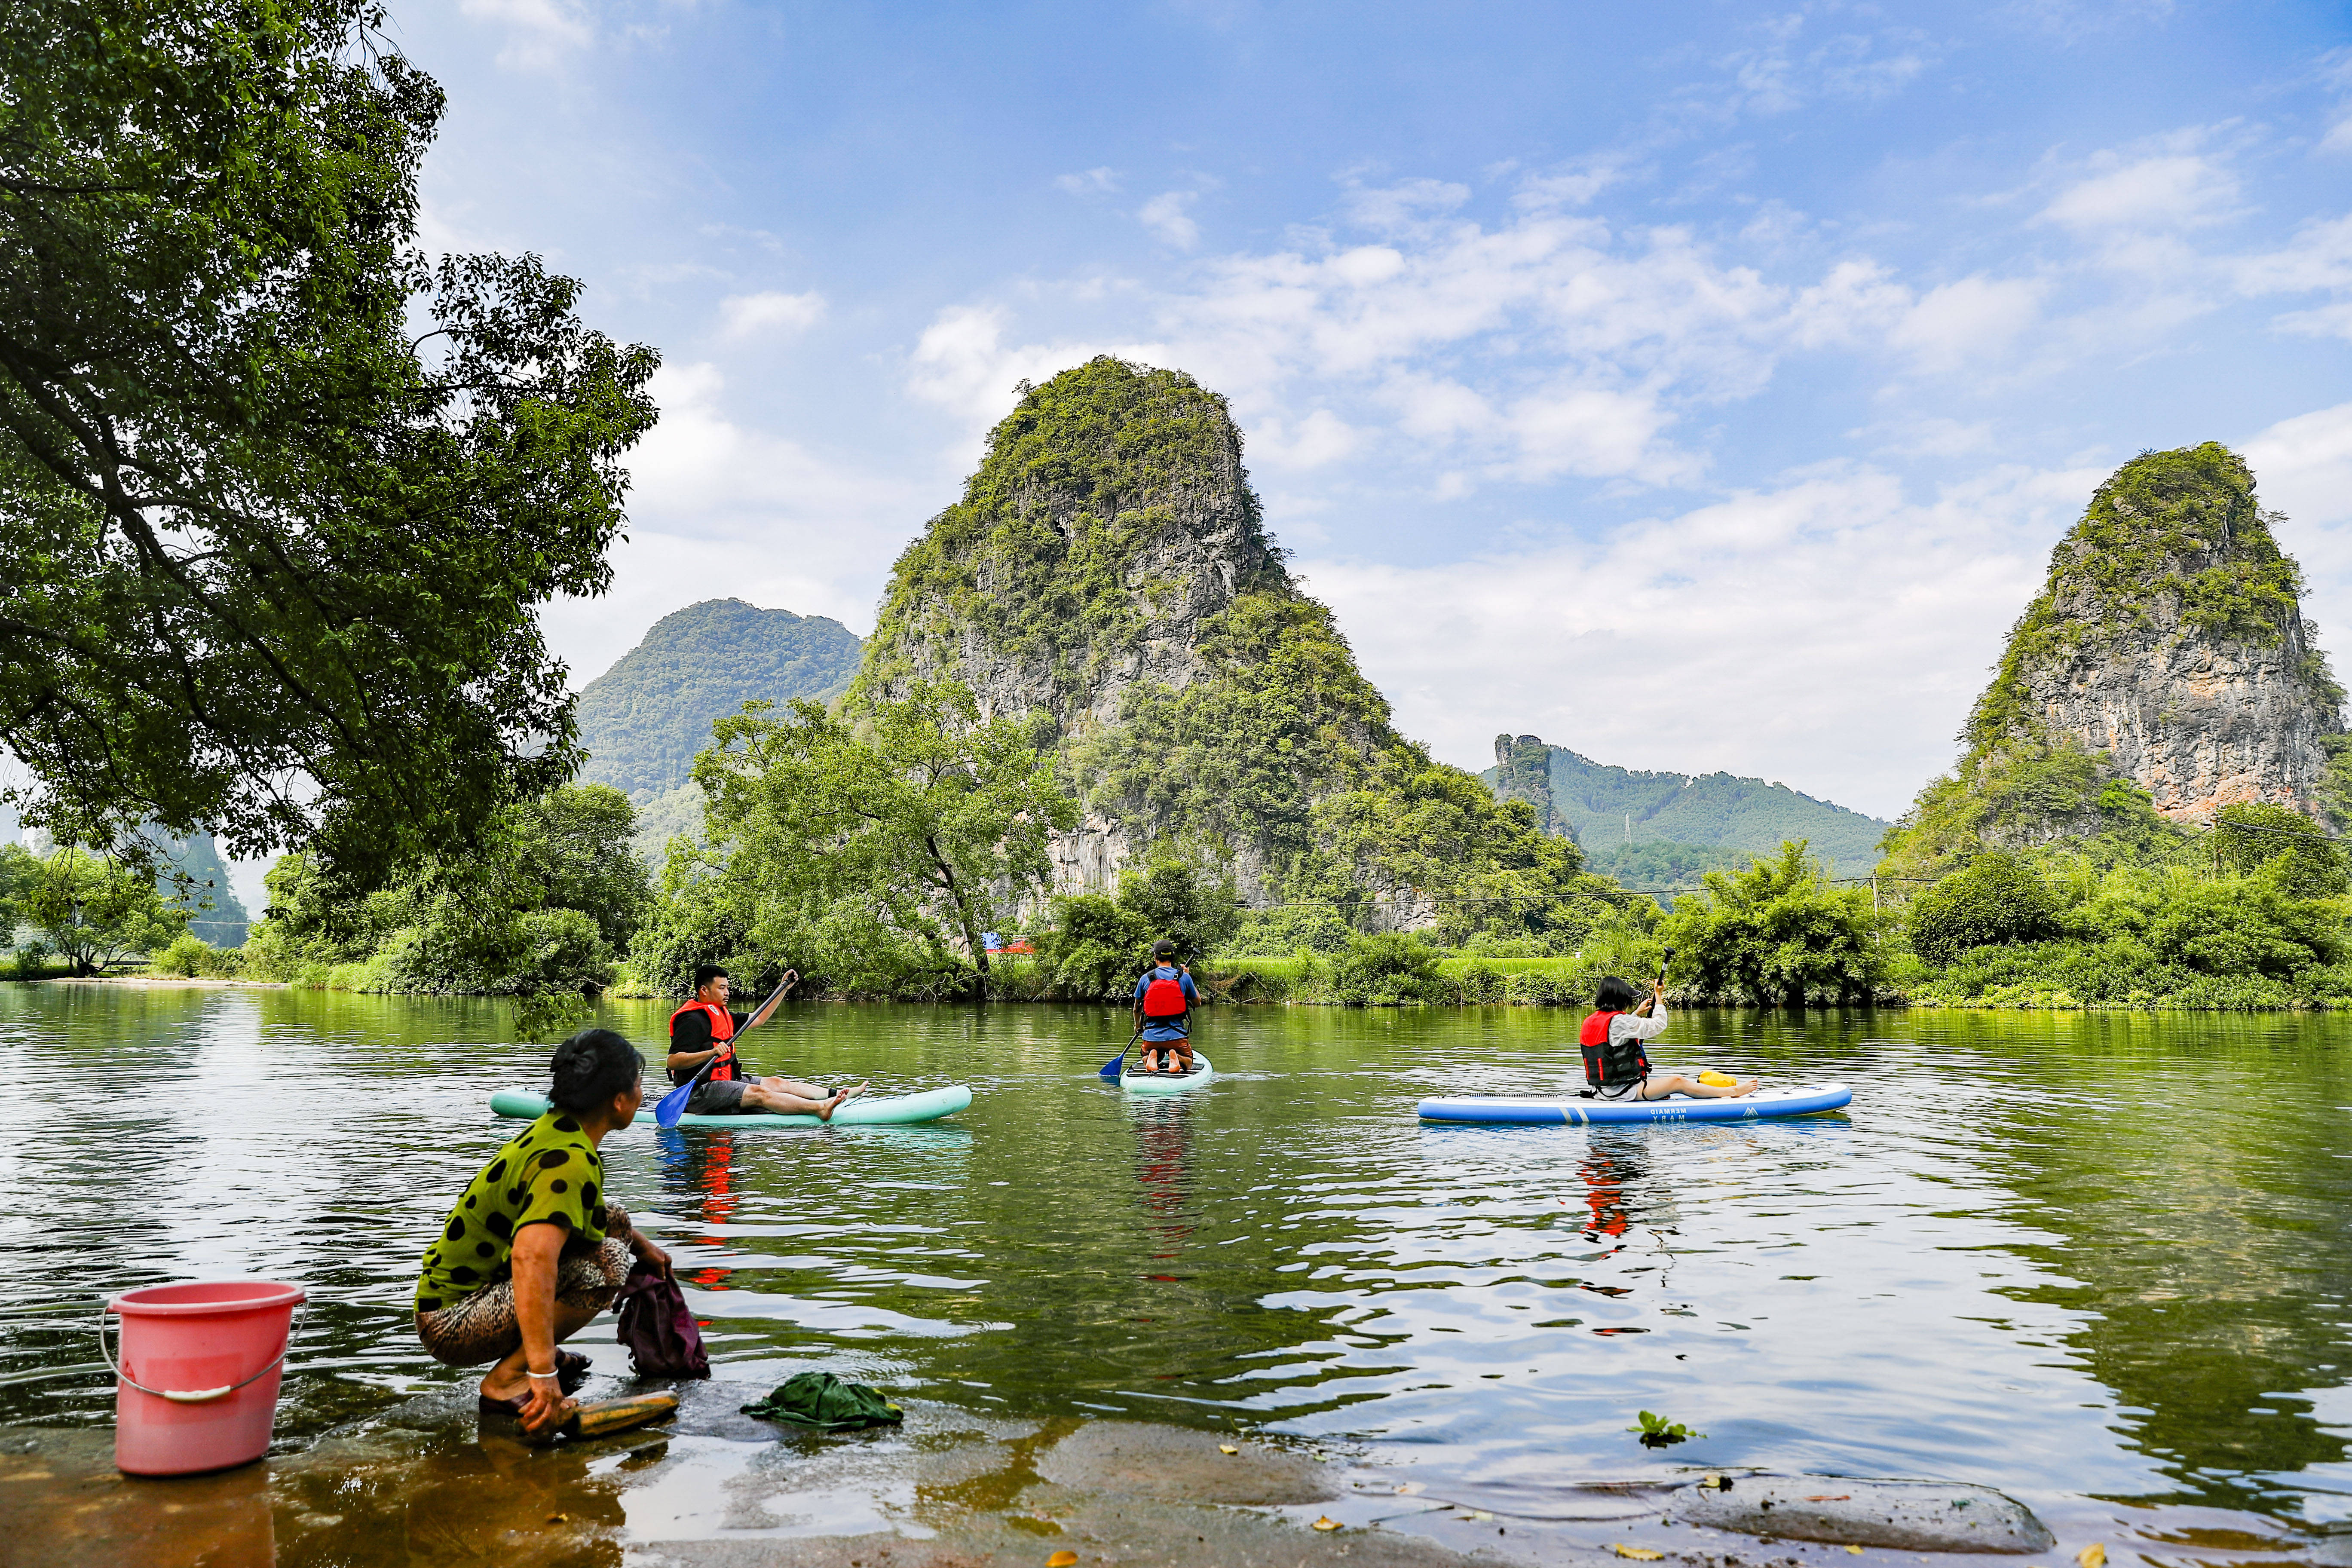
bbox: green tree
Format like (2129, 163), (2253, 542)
(0, 0), (658, 887)
(1033, 894), (1152, 1000)
(21, 847), (190, 974)
(1662, 840), (1884, 1006)
(2213, 803), (2345, 898)
(239, 784), (649, 994)
(1908, 851), (2061, 965)
(645, 682), (1077, 997)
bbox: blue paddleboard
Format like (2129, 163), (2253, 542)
(1417, 1083), (1851, 1126)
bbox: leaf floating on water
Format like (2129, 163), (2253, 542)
(2077, 1547), (2106, 1568)
(1847, 1547), (1864, 1556)
(1219, 1444), (1237, 1455)
(1807, 1494), (1851, 1502)
(1311, 1517), (1342, 1532)
(1614, 1546), (1666, 1560)
(1048, 1553), (1080, 1567)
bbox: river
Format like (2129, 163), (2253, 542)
(1, 983), (2346, 1563)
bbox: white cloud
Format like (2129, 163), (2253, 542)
(459, 0), (592, 70)
(903, 305), (1166, 436)
(718, 290), (827, 338)
(2039, 152), (2240, 232)
(1886, 275), (2048, 371)
(545, 363), (933, 684)
(2245, 402), (2352, 625)
(1300, 462), (2102, 822)
(1139, 191), (1200, 249)
(1251, 409), (1360, 471)
(1056, 167), (1121, 196)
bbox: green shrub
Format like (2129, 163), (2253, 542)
(153, 933), (214, 977)
(1454, 959), (1506, 1004)
(1331, 932), (1446, 1006)
(1662, 841), (1885, 1005)
(1908, 851), (2059, 964)
(1225, 904), (1354, 956)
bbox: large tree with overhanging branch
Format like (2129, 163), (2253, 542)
(0, 0), (659, 887)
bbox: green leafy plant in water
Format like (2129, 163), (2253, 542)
(1628, 1410), (1706, 1447)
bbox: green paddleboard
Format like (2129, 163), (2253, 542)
(489, 1085), (972, 1128)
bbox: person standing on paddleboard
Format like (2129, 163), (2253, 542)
(668, 965), (866, 1120)
(1132, 939), (1200, 1075)
(1578, 974), (1756, 1102)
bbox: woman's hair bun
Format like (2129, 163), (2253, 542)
(549, 1028), (644, 1113)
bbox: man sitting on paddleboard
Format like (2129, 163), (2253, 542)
(1579, 975), (1756, 1102)
(1132, 939), (1199, 1074)
(668, 965), (865, 1120)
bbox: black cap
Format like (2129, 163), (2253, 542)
(1151, 939), (1176, 958)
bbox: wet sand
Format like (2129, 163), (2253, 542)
(0, 1377), (2106, 1568)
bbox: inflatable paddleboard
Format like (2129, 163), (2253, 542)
(490, 1085), (972, 1128)
(1417, 1083), (1850, 1126)
(1120, 1052), (1215, 1094)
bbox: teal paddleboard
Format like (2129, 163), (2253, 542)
(1119, 1052), (1214, 1094)
(489, 1085), (972, 1128)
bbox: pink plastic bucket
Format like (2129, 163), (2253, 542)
(102, 1280), (306, 1476)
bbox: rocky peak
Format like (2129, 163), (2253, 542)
(1966, 442), (2342, 824)
(1491, 735), (1560, 836)
(851, 357), (1292, 733)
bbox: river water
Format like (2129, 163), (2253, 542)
(2, 983), (2348, 1555)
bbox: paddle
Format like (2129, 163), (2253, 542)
(655, 971), (798, 1129)
(1097, 1028), (1141, 1081)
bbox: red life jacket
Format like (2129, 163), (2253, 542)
(1140, 968), (1190, 1024)
(1578, 1010), (1649, 1088)
(670, 1000), (740, 1083)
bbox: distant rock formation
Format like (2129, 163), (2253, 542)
(1481, 736), (1887, 868)
(1490, 735), (1565, 839)
(575, 599), (862, 799)
(1964, 442), (2341, 824)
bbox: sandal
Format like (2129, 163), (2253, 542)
(556, 1350), (591, 1391)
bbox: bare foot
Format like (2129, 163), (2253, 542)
(1730, 1078), (1759, 1098)
(817, 1083), (869, 1122)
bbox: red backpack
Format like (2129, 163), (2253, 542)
(1141, 968), (1189, 1022)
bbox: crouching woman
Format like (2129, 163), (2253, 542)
(413, 1028), (671, 1436)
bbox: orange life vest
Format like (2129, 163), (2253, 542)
(670, 1000), (740, 1083)
(1578, 1010), (1648, 1089)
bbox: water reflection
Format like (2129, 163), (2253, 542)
(2, 986), (2350, 1531)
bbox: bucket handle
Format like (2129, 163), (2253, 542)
(97, 1302), (306, 1404)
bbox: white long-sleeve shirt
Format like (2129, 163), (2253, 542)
(1605, 1004), (1669, 1046)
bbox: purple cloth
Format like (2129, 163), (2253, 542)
(614, 1261), (709, 1378)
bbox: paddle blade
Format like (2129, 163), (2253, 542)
(654, 1076), (695, 1128)
(1098, 1055), (1124, 1080)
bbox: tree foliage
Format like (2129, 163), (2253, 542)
(19, 846), (190, 974)
(239, 784), (648, 995)
(633, 682), (1077, 997)
(0, 0), (658, 886)
(2214, 802), (2346, 898)
(1661, 841), (1884, 1006)
(1908, 851), (2061, 964)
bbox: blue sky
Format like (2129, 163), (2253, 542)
(399, 0), (2352, 825)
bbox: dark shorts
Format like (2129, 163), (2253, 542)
(687, 1077), (753, 1115)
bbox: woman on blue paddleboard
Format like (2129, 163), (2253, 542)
(1578, 974), (1757, 1104)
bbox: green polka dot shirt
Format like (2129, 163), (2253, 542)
(414, 1111), (607, 1314)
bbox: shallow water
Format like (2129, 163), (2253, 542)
(2, 984), (2348, 1547)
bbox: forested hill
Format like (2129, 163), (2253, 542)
(1483, 736), (1887, 871)
(575, 600), (862, 797)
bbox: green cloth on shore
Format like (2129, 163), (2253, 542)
(739, 1372), (903, 1431)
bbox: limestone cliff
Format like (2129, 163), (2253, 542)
(1885, 443), (2345, 873)
(1968, 443), (2340, 823)
(849, 358), (1589, 931)
(1489, 735), (1564, 839)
